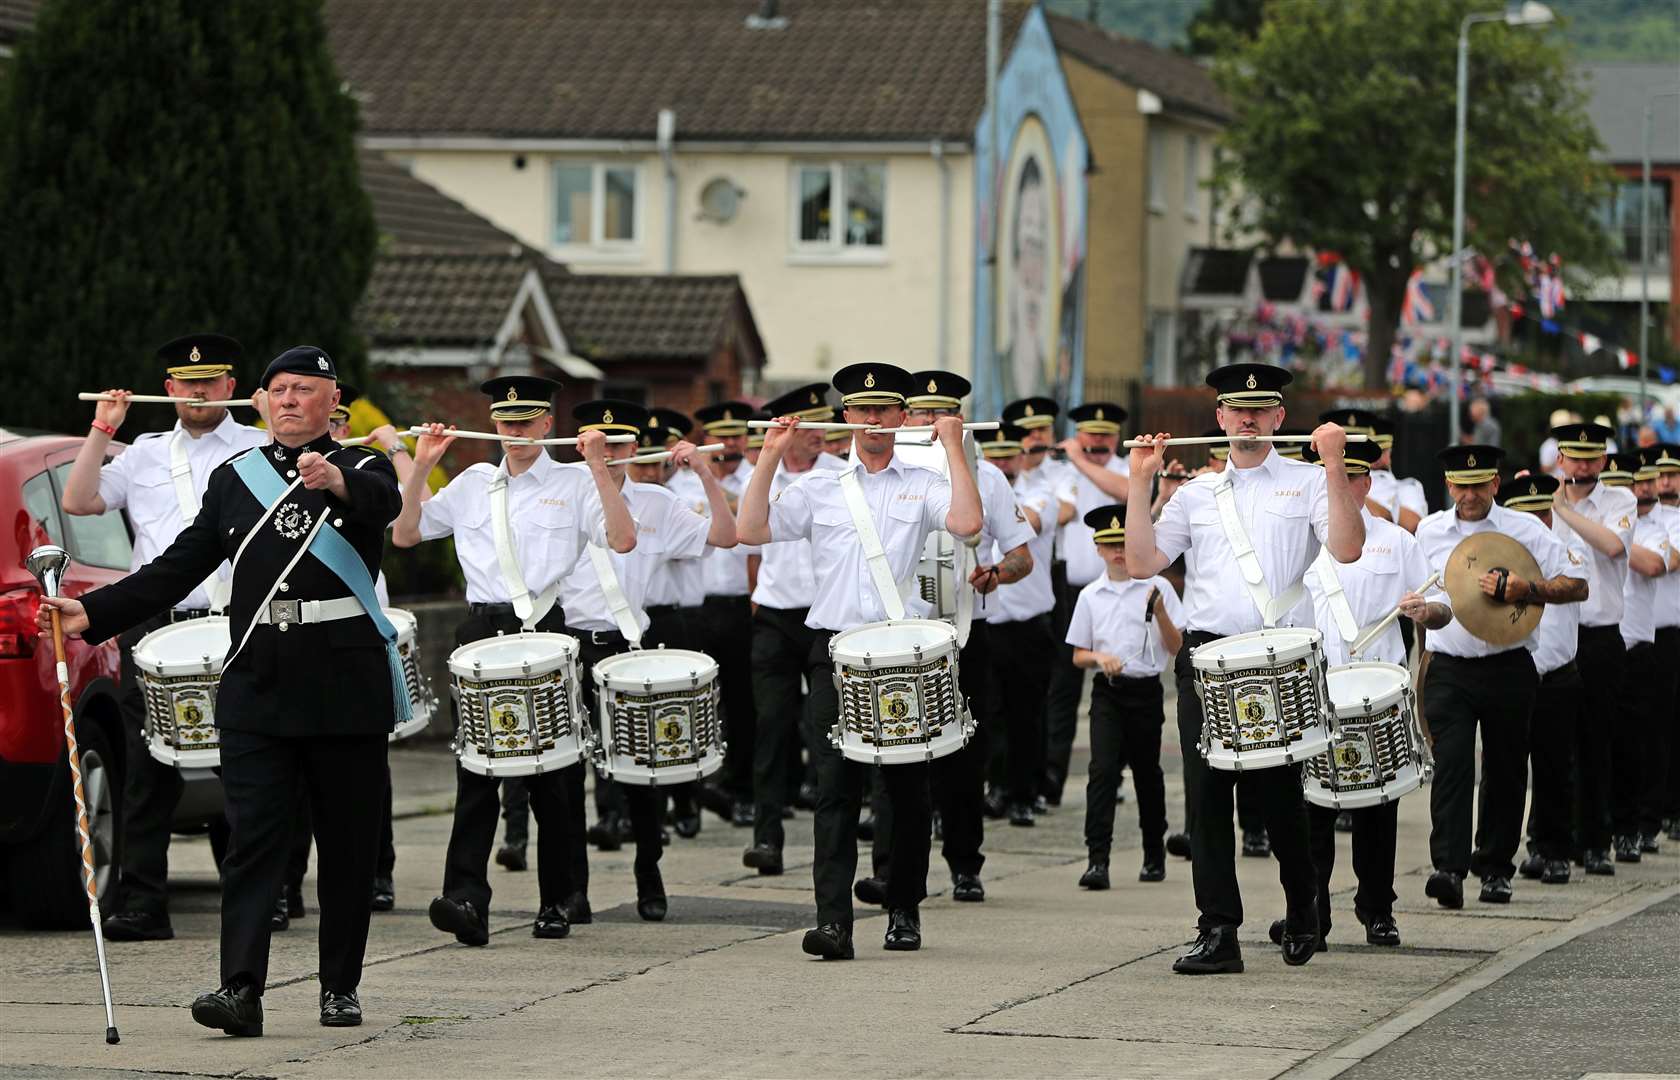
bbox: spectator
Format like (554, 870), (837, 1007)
(1467, 397), (1501, 446)
(1654, 405), (1680, 444)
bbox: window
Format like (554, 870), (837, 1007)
(1147, 129), (1168, 214)
(552, 162), (639, 249)
(1184, 136), (1200, 220)
(1599, 179), (1670, 265)
(793, 162), (885, 253)
(53, 464), (132, 570)
(22, 472), (63, 548)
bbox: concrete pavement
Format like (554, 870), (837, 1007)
(3, 718), (1677, 1078)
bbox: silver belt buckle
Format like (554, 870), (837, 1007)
(270, 599), (301, 629)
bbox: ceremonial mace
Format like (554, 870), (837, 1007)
(25, 545), (120, 1045)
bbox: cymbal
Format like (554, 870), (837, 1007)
(1442, 532), (1544, 647)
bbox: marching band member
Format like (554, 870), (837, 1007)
(1413, 445), (1583, 909)
(1066, 505), (1181, 890)
(1124, 363), (1364, 974)
(392, 377), (636, 947)
(43, 347), (400, 1033)
(825, 424), (854, 460)
(737, 363), (982, 958)
(1655, 445), (1680, 844)
(59, 334), (269, 944)
(1547, 423), (1635, 876)
(1359, 414), (1426, 534)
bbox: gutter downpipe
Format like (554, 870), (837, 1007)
(933, 138), (951, 369)
(658, 108), (677, 273)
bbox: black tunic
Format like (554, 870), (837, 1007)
(81, 432), (401, 738)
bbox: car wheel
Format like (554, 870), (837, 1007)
(9, 718), (124, 930)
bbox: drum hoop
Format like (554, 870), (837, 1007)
(594, 648), (719, 692)
(1189, 627), (1320, 672)
(133, 617), (231, 677)
(1325, 661), (1409, 718)
(831, 618), (959, 667)
(448, 631), (579, 680)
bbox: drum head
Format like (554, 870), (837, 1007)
(595, 648), (717, 692)
(132, 618), (231, 677)
(833, 619), (957, 663)
(1191, 627), (1319, 670)
(383, 607), (417, 643)
(1326, 662), (1408, 717)
(449, 632), (577, 680)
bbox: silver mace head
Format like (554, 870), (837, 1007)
(26, 544), (70, 599)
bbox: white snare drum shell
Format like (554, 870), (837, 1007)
(829, 619), (969, 765)
(133, 617), (231, 769)
(384, 607), (435, 742)
(449, 633), (585, 777)
(1305, 662), (1424, 809)
(593, 648), (723, 785)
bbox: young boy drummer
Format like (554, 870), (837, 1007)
(1066, 505), (1182, 889)
(393, 377), (637, 946)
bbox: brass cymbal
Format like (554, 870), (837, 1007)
(1442, 531), (1544, 647)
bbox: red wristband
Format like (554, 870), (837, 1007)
(90, 420), (117, 437)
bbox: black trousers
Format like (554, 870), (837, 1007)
(1042, 563), (1086, 796)
(284, 765), (396, 893)
(807, 629), (929, 926)
(1640, 628), (1679, 837)
(1306, 800), (1398, 934)
(1613, 639), (1661, 838)
(1085, 674), (1166, 859)
(218, 728), (386, 994)
(1175, 631), (1316, 932)
(441, 609), (580, 914)
(750, 606), (817, 851)
(1573, 625), (1624, 852)
(569, 633), (665, 894)
(989, 615), (1054, 805)
(1526, 661), (1581, 862)
(112, 613), (187, 917)
(1423, 649), (1537, 879)
(1174, 641), (1265, 842)
(704, 594), (757, 804)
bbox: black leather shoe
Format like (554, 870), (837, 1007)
(1356, 908), (1400, 946)
(1266, 918), (1326, 954)
(801, 923), (854, 960)
(983, 787), (1008, 820)
(1614, 835), (1642, 863)
(1281, 928), (1320, 965)
(883, 907), (921, 951)
(1033, 794), (1051, 815)
(853, 876), (888, 906)
(1241, 828), (1270, 858)
(730, 801), (755, 828)
(428, 896), (489, 946)
(1079, 860), (1110, 890)
(370, 876), (395, 912)
(1541, 858), (1571, 884)
(1334, 810), (1353, 833)
(533, 904), (571, 939)
(857, 812), (876, 841)
(1008, 802), (1035, 827)
(1173, 925), (1243, 974)
(1667, 817), (1680, 841)
(496, 843), (528, 871)
(743, 843), (784, 875)
(794, 781), (818, 811)
(1041, 788), (1063, 810)
(586, 815), (623, 852)
(286, 883), (306, 919)
(1518, 851), (1545, 880)
(636, 869), (667, 922)
(1165, 832), (1192, 860)
(673, 808), (702, 839)
(1138, 858), (1166, 883)
(1425, 869), (1465, 909)
(1639, 832), (1660, 854)
(1479, 875), (1513, 904)
(102, 909), (174, 941)
(781, 804), (796, 819)
(952, 873), (985, 902)
(269, 894), (290, 932)
(191, 983), (263, 1037)
(563, 891), (593, 925)
(319, 989), (361, 1027)
(1585, 849), (1616, 875)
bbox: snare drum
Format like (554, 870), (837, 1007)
(449, 633), (585, 777)
(133, 617), (231, 771)
(828, 619), (971, 765)
(1191, 628), (1332, 771)
(385, 608), (437, 742)
(1304, 662), (1429, 809)
(591, 649), (723, 785)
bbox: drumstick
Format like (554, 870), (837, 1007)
(79, 393), (255, 407)
(608, 443), (726, 466)
(744, 420), (1000, 433)
(1349, 573), (1441, 658)
(401, 426), (637, 446)
(1121, 433), (1373, 448)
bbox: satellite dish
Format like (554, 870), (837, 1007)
(698, 177), (744, 224)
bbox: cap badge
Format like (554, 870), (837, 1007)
(1579, 428), (1588, 441)
(864, 372), (876, 388)
(1024, 403), (1035, 416)
(1246, 373), (1258, 389)
(1529, 482), (1538, 495)
(810, 391), (820, 404)
(316, 356), (328, 371)
(1347, 414), (1356, 426)
(189, 345), (202, 362)
(603, 409), (614, 424)
(1095, 407), (1105, 420)
(722, 409), (733, 421)
(1466, 453), (1477, 468)
(1109, 514), (1121, 530)
(927, 378), (938, 393)
(648, 417), (658, 428)
(507, 387), (518, 401)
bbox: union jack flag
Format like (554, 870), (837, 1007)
(1401, 270), (1436, 325)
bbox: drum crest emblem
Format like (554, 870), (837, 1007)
(273, 502), (313, 541)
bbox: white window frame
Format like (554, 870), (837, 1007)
(1184, 135), (1200, 222)
(1147, 129), (1168, 215)
(788, 160), (888, 263)
(550, 160), (644, 257)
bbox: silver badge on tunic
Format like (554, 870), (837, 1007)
(273, 503), (313, 541)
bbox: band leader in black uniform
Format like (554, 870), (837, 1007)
(41, 347), (401, 1035)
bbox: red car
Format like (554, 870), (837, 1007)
(0, 431), (135, 928)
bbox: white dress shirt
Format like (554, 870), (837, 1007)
(1551, 482), (1636, 628)
(766, 453), (955, 632)
(1036, 457), (1079, 560)
(418, 451), (608, 605)
(1153, 449), (1334, 636)
(750, 452), (848, 611)
(1622, 509), (1669, 648)
(98, 414), (270, 610)
(1530, 539), (1583, 677)
(1302, 511), (1431, 667)
(702, 462), (753, 598)
(990, 466), (1060, 622)
(1654, 503), (1680, 630)
(1415, 503), (1577, 658)
(659, 468), (710, 607)
(1063, 455), (1132, 586)
(1065, 573), (1182, 678)
(1368, 469), (1427, 526)
(961, 459), (1038, 624)
(562, 477), (708, 634)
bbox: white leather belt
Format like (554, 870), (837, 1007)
(254, 596), (365, 629)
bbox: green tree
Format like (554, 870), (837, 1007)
(1186, 0), (1267, 56)
(0, 0), (375, 432)
(1211, 0), (1616, 388)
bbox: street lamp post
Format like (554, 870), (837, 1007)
(1447, 2), (1554, 448)
(1640, 88), (1680, 422)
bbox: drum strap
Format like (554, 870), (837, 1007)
(169, 429), (231, 613)
(838, 468), (907, 621)
(488, 467), (558, 631)
(1311, 546), (1360, 642)
(587, 543), (644, 646)
(1214, 473), (1303, 627)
